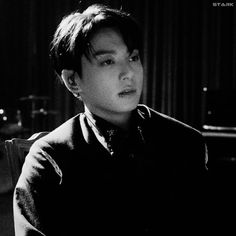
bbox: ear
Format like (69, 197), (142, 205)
(61, 69), (82, 96)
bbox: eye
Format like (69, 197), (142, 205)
(100, 59), (114, 66)
(129, 53), (140, 62)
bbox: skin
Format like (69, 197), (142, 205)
(63, 27), (143, 130)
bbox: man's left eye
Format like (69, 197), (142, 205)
(129, 54), (140, 62)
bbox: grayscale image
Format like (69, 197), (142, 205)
(0, 0), (235, 235)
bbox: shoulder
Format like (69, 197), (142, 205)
(24, 113), (84, 177)
(138, 104), (208, 169)
(137, 104), (203, 140)
(37, 113), (81, 144)
(29, 113), (84, 156)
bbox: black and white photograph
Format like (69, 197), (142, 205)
(0, 0), (235, 235)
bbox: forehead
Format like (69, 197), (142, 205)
(89, 27), (127, 54)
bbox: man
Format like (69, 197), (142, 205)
(14, 4), (208, 235)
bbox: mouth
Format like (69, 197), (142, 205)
(118, 88), (137, 97)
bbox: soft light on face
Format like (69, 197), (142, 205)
(78, 27), (143, 120)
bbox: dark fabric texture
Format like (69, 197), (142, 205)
(14, 104), (208, 235)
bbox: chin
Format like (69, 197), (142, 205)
(119, 101), (138, 112)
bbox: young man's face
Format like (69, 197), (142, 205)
(77, 27), (143, 119)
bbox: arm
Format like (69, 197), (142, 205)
(13, 142), (62, 236)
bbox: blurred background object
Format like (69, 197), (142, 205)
(0, 95), (58, 141)
(19, 94), (58, 134)
(203, 89), (236, 129)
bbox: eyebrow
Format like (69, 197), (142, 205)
(93, 49), (116, 57)
(90, 48), (138, 59)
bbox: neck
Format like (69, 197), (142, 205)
(84, 105), (132, 131)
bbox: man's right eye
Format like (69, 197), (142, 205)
(100, 59), (114, 66)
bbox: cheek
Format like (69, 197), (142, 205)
(81, 64), (119, 97)
(85, 75), (114, 99)
(135, 66), (144, 84)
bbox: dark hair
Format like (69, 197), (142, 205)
(50, 4), (143, 78)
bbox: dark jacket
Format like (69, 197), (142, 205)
(14, 104), (208, 235)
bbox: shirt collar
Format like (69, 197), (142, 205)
(84, 106), (146, 144)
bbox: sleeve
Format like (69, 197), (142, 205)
(13, 142), (62, 236)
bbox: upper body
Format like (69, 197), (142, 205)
(14, 104), (207, 235)
(13, 4), (208, 235)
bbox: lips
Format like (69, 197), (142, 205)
(118, 88), (136, 97)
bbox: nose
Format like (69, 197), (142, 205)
(119, 62), (134, 81)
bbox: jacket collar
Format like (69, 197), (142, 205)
(83, 105), (149, 154)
